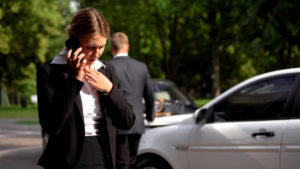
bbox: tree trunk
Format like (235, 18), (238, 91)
(286, 43), (292, 67)
(278, 43), (292, 69)
(211, 30), (221, 97)
(1, 85), (10, 107)
(167, 13), (179, 81)
(154, 8), (169, 76)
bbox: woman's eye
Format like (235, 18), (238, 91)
(85, 46), (104, 50)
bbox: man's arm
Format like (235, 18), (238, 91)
(143, 68), (155, 122)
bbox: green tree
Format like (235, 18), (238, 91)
(243, 0), (300, 73)
(65, 0), (300, 99)
(0, 0), (70, 106)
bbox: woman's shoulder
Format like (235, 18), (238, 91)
(38, 59), (67, 74)
(37, 60), (52, 71)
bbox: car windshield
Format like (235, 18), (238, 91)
(152, 80), (192, 105)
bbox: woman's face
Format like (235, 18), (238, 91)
(79, 33), (107, 66)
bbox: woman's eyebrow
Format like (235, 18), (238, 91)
(85, 42), (106, 46)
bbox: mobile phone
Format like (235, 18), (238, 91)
(65, 36), (80, 57)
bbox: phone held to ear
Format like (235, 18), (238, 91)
(65, 36), (80, 57)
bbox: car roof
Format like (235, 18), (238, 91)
(203, 68), (300, 108)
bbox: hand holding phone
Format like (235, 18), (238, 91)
(65, 37), (86, 81)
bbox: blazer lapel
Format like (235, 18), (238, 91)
(97, 64), (108, 77)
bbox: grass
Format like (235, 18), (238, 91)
(0, 105), (39, 125)
(194, 98), (212, 107)
(0, 104), (38, 119)
(16, 120), (40, 125)
(0, 98), (212, 120)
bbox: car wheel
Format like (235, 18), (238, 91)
(137, 157), (172, 169)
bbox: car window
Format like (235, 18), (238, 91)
(152, 82), (192, 105)
(212, 76), (296, 122)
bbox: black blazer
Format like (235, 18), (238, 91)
(37, 60), (135, 169)
(109, 56), (154, 134)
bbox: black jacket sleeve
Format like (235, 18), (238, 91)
(143, 67), (155, 121)
(37, 63), (83, 135)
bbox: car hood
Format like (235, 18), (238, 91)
(145, 113), (193, 128)
(139, 116), (194, 168)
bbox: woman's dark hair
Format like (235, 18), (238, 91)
(67, 8), (110, 38)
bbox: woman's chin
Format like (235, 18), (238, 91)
(86, 59), (96, 65)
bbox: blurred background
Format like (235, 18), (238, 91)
(0, 1), (299, 167)
(0, 0), (300, 109)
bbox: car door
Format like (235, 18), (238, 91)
(188, 75), (297, 169)
(280, 83), (300, 169)
(281, 119), (300, 169)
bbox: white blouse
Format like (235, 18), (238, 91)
(80, 64), (102, 136)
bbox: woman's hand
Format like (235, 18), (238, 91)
(84, 69), (113, 94)
(67, 48), (87, 81)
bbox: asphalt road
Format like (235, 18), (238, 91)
(0, 119), (43, 169)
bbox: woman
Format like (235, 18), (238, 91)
(37, 8), (135, 169)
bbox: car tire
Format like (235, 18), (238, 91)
(136, 157), (172, 169)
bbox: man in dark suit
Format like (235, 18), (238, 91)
(109, 32), (154, 169)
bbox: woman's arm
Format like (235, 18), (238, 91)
(37, 63), (83, 135)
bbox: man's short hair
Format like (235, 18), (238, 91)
(110, 32), (129, 51)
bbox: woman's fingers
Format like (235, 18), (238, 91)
(67, 49), (72, 59)
(66, 47), (86, 81)
(84, 69), (98, 81)
(72, 47), (82, 61)
(78, 59), (87, 72)
(84, 69), (113, 93)
(67, 47), (85, 68)
(76, 53), (85, 67)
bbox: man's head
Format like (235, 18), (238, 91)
(110, 32), (129, 55)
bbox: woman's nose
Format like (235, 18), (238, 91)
(91, 48), (102, 56)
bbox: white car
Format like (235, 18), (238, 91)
(137, 68), (300, 169)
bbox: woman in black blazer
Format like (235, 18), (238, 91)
(37, 8), (135, 169)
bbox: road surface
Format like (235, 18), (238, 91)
(0, 119), (43, 169)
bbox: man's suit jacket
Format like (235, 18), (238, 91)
(37, 60), (135, 169)
(109, 56), (154, 134)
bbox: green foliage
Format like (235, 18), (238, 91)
(1, 0), (300, 103)
(0, 0), (72, 105)
(77, 0), (300, 97)
(244, 0), (300, 70)
(194, 98), (212, 108)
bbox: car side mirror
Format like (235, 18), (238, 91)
(193, 108), (207, 124)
